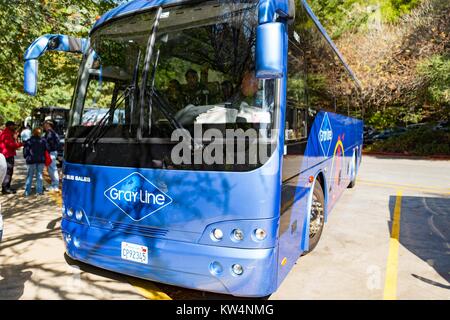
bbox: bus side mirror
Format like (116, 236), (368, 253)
(24, 34), (87, 96)
(24, 60), (39, 96)
(256, 22), (285, 79)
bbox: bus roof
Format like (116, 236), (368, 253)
(92, 0), (186, 33)
(92, 0), (287, 32)
(92, 0), (361, 88)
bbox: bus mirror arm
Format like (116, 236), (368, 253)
(23, 34), (88, 96)
(275, 0), (295, 23)
(256, 22), (286, 79)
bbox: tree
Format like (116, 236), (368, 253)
(0, 0), (120, 123)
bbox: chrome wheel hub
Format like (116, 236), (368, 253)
(309, 197), (324, 238)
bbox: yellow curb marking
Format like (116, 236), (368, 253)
(383, 190), (402, 300)
(358, 179), (450, 195)
(127, 277), (172, 300)
(48, 190), (62, 208)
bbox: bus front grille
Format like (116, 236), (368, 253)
(111, 222), (169, 238)
(90, 218), (169, 238)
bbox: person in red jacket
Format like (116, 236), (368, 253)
(0, 121), (23, 194)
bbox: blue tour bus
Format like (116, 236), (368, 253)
(24, 0), (363, 297)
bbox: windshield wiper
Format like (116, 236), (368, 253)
(83, 47), (142, 149)
(146, 48), (161, 132)
(83, 86), (133, 150)
(129, 50), (142, 133)
(139, 6), (163, 138)
(150, 89), (203, 151)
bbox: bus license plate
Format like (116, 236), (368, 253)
(121, 242), (148, 264)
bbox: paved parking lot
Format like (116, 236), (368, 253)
(0, 155), (448, 300)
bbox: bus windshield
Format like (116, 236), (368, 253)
(69, 0), (278, 144)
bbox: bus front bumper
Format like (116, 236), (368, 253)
(61, 219), (278, 297)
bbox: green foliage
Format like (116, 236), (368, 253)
(387, 0), (421, 18)
(366, 125), (450, 155)
(309, 0), (421, 38)
(365, 106), (427, 129)
(417, 54), (450, 107)
(0, 0), (120, 123)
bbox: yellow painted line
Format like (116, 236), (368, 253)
(358, 179), (450, 195)
(383, 190), (402, 300)
(128, 277), (172, 300)
(48, 190), (62, 208)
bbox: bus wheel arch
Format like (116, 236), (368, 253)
(348, 148), (358, 188)
(301, 170), (327, 254)
(316, 171), (328, 219)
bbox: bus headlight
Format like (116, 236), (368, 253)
(75, 210), (83, 221)
(232, 264), (244, 276)
(232, 229), (244, 241)
(211, 228), (223, 241)
(67, 208), (74, 218)
(254, 228), (267, 241)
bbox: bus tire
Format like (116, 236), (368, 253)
(348, 153), (357, 189)
(303, 181), (325, 255)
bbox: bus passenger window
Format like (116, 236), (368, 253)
(286, 30), (308, 144)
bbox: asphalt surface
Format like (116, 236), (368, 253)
(0, 155), (448, 300)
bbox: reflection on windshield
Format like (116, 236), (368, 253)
(81, 109), (126, 126)
(70, 0), (276, 141)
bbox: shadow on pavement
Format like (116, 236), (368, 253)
(64, 253), (260, 300)
(0, 264), (32, 300)
(388, 195), (450, 288)
(0, 156), (267, 300)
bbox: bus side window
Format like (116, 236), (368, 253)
(286, 32), (308, 146)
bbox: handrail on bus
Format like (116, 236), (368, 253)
(24, 34), (88, 96)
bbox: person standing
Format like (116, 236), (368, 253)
(20, 125), (32, 143)
(43, 120), (60, 191)
(23, 128), (48, 196)
(0, 121), (23, 194)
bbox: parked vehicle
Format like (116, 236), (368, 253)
(433, 121), (449, 132)
(371, 127), (406, 141)
(406, 123), (427, 130)
(24, 0), (364, 297)
(30, 107), (69, 166)
(363, 125), (379, 144)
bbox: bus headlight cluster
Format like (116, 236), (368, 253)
(232, 229), (244, 242)
(209, 227), (268, 243)
(67, 208), (74, 218)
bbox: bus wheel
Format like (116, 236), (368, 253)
(348, 152), (357, 189)
(303, 181), (325, 255)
